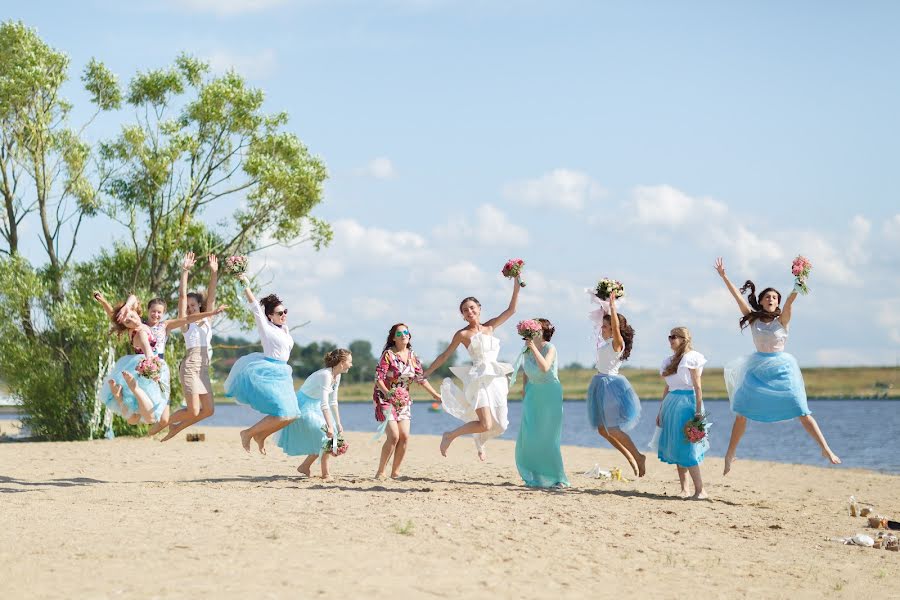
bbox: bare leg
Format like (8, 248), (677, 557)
(676, 466), (690, 497)
(239, 415), (295, 455)
(108, 380), (129, 418)
(688, 465), (707, 499)
(798, 415), (841, 464)
(600, 427), (642, 477)
(147, 406), (171, 436)
(161, 392), (214, 442)
(723, 415), (747, 475)
(609, 430), (647, 477)
(391, 420), (411, 478)
(440, 407), (493, 459)
(122, 371), (156, 424)
(376, 421), (399, 478)
(297, 454), (317, 476)
(321, 451), (332, 480)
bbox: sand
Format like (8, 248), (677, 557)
(0, 423), (898, 599)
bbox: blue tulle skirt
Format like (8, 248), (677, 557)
(224, 353), (299, 418)
(657, 390), (708, 467)
(724, 352), (811, 423)
(277, 390), (327, 456)
(100, 354), (167, 423)
(586, 373), (641, 432)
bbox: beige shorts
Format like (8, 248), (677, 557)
(179, 346), (212, 397)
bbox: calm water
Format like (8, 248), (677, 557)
(3, 399), (898, 473)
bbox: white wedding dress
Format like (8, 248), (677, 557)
(440, 332), (512, 453)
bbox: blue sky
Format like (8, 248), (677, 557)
(7, 0), (900, 369)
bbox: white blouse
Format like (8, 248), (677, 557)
(148, 322), (168, 357)
(660, 350), (707, 391)
(595, 337), (623, 376)
(249, 299), (294, 362)
(750, 318), (788, 353)
(300, 368), (341, 411)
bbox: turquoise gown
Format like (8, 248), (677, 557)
(514, 343), (570, 488)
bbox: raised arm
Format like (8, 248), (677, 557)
(206, 254), (219, 311)
(715, 257), (751, 316)
(609, 293), (625, 353)
(525, 340), (555, 373)
(483, 276), (522, 329)
(178, 251), (195, 320)
(780, 290), (798, 328)
(92, 291), (115, 318)
(424, 331), (465, 378)
(238, 273), (257, 305)
(166, 305), (228, 330)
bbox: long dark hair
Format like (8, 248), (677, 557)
(382, 323), (413, 353)
(604, 313), (635, 361)
(738, 280), (781, 330)
(259, 293), (283, 320)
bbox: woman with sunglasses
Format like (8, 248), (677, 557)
(226, 273), (300, 453)
(373, 323), (441, 479)
(715, 257), (840, 475)
(655, 327), (708, 499)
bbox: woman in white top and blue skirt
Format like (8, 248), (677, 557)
(656, 327), (708, 500)
(277, 349), (353, 479)
(586, 293), (645, 477)
(715, 257), (841, 475)
(227, 273), (299, 454)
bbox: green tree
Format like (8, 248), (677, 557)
(431, 340), (460, 378)
(346, 339), (377, 384)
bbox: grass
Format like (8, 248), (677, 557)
(391, 520), (414, 536)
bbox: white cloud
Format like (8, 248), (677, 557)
(882, 214), (900, 241)
(428, 260), (490, 289)
(332, 218), (427, 264)
(781, 231), (859, 285)
(355, 157), (396, 180)
(687, 287), (740, 321)
(350, 297), (392, 320)
(206, 48), (277, 78)
(876, 299), (900, 344)
(433, 204), (529, 247)
(814, 348), (878, 367)
(173, 0), (288, 16)
(502, 168), (605, 211)
(629, 185), (727, 227)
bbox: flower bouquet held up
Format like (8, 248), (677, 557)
(136, 356), (163, 382)
(684, 413), (712, 444)
(791, 255), (812, 295)
(593, 277), (625, 301)
(223, 255), (249, 276)
(321, 427), (349, 456)
(502, 258), (526, 287)
(516, 319), (543, 341)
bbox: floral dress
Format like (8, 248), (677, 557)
(373, 349), (425, 422)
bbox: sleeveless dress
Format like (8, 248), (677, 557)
(277, 368), (341, 456)
(657, 351), (709, 467)
(723, 318), (810, 422)
(440, 332), (512, 453)
(224, 299), (299, 418)
(512, 343), (569, 488)
(148, 321), (171, 401)
(99, 328), (168, 423)
(586, 337), (641, 431)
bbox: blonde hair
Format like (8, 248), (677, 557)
(324, 348), (351, 368)
(661, 326), (693, 377)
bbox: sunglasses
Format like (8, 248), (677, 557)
(667, 334), (683, 341)
(274, 309), (288, 317)
(394, 329), (410, 337)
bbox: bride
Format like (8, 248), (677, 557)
(424, 275), (521, 461)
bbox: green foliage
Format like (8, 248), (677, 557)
(346, 340), (378, 384)
(431, 340), (460, 379)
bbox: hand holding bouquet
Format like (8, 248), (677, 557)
(516, 319), (543, 341)
(684, 413), (711, 444)
(791, 255), (812, 295)
(321, 427), (349, 456)
(136, 356), (163, 382)
(387, 386), (410, 412)
(502, 258), (526, 287)
(593, 277), (625, 301)
(223, 255), (249, 276)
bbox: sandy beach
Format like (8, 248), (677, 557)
(1, 424), (897, 599)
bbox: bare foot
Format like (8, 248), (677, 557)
(297, 465), (311, 477)
(691, 490), (709, 500)
(321, 474), (334, 482)
(390, 472), (403, 479)
(253, 434), (267, 455)
(374, 472), (387, 481)
(121, 371), (138, 391)
(160, 425), (181, 443)
(477, 448), (487, 462)
(147, 421), (167, 436)
(636, 453), (647, 478)
(239, 429), (252, 453)
(679, 488), (691, 498)
(439, 432), (451, 457)
(823, 450), (841, 465)
(723, 453), (736, 476)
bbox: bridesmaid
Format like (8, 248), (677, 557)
(277, 349), (353, 480)
(373, 323), (441, 479)
(512, 318), (569, 488)
(655, 326), (708, 500)
(227, 273), (299, 454)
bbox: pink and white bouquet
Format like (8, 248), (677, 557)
(502, 258), (526, 287)
(683, 413), (711, 444)
(136, 356), (163, 382)
(321, 427), (349, 456)
(223, 255), (249, 276)
(516, 319), (543, 341)
(593, 277), (625, 301)
(388, 386), (411, 412)
(791, 255), (812, 295)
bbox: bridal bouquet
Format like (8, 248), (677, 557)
(502, 258), (526, 287)
(387, 386), (410, 412)
(136, 356), (163, 382)
(516, 319), (543, 341)
(321, 427), (349, 456)
(684, 413), (711, 444)
(593, 277), (625, 301)
(791, 255), (812, 295)
(223, 255), (249, 276)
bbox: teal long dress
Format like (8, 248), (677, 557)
(514, 342), (570, 488)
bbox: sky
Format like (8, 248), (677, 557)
(5, 0), (900, 369)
